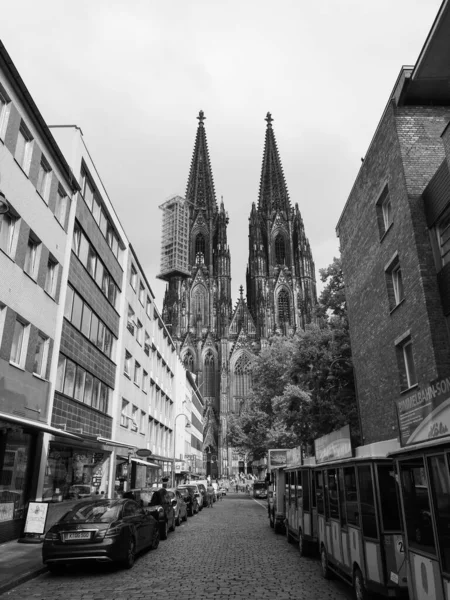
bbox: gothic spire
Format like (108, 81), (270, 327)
(258, 112), (290, 214)
(185, 110), (218, 213)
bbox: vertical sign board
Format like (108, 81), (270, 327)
(24, 502), (49, 535)
(286, 446), (302, 468)
(395, 376), (450, 446)
(267, 449), (288, 472)
(314, 425), (352, 464)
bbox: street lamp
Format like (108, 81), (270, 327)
(172, 412), (191, 487)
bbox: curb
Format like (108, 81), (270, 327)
(0, 566), (47, 597)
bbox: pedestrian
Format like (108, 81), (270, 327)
(235, 483), (239, 493)
(207, 482), (214, 507)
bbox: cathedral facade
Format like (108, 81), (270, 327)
(160, 111), (317, 478)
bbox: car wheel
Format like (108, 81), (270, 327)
(354, 567), (370, 600)
(169, 514), (176, 532)
(122, 537), (136, 569)
(176, 514), (181, 526)
(160, 519), (169, 540)
(320, 546), (332, 580)
(47, 563), (65, 574)
(151, 528), (160, 550)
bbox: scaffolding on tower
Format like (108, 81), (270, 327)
(157, 195), (191, 281)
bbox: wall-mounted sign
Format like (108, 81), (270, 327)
(267, 449), (288, 471)
(314, 425), (352, 464)
(396, 376), (450, 446)
(286, 446), (302, 468)
(24, 502), (49, 535)
(136, 448), (152, 457)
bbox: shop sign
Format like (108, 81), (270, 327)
(175, 461), (187, 473)
(136, 448), (152, 457)
(396, 376), (450, 446)
(0, 503), (14, 522)
(267, 449), (288, 471)
(24, 502), (48, 534)
(286, 446), (302, 468)
(314, 425), (352, 464)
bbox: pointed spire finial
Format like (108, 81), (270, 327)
(239, 285), (244, 298)
(265, 112), (273, 128)
(197, 110), (206, 125)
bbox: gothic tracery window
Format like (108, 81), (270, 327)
(183, 352), (194, 373)
(234, 354), (252, 402)
(278, 289), (290, 323)
(204, 352), (215, 397)
(275, 234), (286, 264)
(195, 233), (206, 258)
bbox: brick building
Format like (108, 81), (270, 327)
(336, 4), (450, 444)
(0, 43), (80, 542)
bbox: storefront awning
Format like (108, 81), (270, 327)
(97, 437), (137, 450)
(131, 457), (160, 468)
(0, 411), (83, 440)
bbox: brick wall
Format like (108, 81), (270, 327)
(339, 102), (450, 444)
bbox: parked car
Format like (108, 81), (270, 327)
(42, 498), (159, 571)
(177, 486), (199, 516)
(177, 484), (203, 511)
(124, 488), (176, 540)
(166, 488), (188, 525)
(68, 484), (92, 499)
(197, 483), (208, 509)
(252, 482), (268, 499)
(218, 487), (227, 497)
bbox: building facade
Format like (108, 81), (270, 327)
(336, 40), (450, 445)
(0, 44), (80, 543)
(160, 111), (317, 477)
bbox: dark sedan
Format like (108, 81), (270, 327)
(42, 499), (159, 572)
(176, 486), (199, 516)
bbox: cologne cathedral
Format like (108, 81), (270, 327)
(160, 111), (317, 478)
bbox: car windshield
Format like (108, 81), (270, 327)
(59, 501), (122, 523)
(179, 486), (196, 493)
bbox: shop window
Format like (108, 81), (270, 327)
(327, 469), (339, 520)
(0, 429), (32, 520)
(343, 466), (358, 526)
(357, 465), (378, 539)
(400, 458), (436, 555)
(377, 464), (401, 531)
(428, 454), (450, 571)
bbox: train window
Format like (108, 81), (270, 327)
(290, 471), (296, 504)
(296, 470), (303, 508)
(316, 470), (324, 515)
(357, 465), (378, 539)
(311, 469), (316, 508)
(302, 470), (310, 512)
(327, 469), (339, 519)
(400, 458), (436, 555)
(343, 466), (359, 526)
(428, 455), (450, 571)
(338, 468), (347, 527)
(377, 464), (401, 531)
(285, 471), (290, 502)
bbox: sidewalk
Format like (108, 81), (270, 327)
(0, 539), (46, 596)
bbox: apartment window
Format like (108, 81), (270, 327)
(143, 370), (148, 393)
(437, 209), (450, 267)
(0, 86), (11, 138)
(127, 305), (135, 335)
(0, 212), (18, 258)
(56, 353), (111, 413)
(134, 361), (141, 386)
(140, 410), (146, 434)
(92, 194), (101, 223)
(10, 319), (29, 367)
(136, 320), (143, 345)
(130, 265), (137, 290)
(385, 254), (404, 311)
(121, 399), (129, 427)
(144, 331), (150, 356)
(15, 122), (33, 173)
(124, 350), (132, 377)
(146, 296), (152, 317)
(0, 304), (6, 347)
(55, 188), (68, 226)
(24, 232), (41, 279)
(376, 185), (392, 239)
(44, 256), (58, 297)
(82, 174), (95, 211)
(139, 282), (145, 305)
(396, 334), (417, 391)
(36, 157), (51, 202)
(131, 406), (138, 431)
(33, 333), (49, 378)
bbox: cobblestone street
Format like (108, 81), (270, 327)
(1, 494), (353, 600)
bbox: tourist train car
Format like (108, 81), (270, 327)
(267, 449), (288, 533)
(284, 452), (318, 557)
(389, 376), (450, 600)
(313, 427), (407, 600)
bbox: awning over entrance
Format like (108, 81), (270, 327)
(0, 411), (83, 440)
(131, 457), (160, 468)
(97, 437), (137, 450)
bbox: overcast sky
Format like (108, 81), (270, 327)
(1, 0), (443, 310)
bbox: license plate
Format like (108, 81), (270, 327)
(64, 531), (91, 541)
